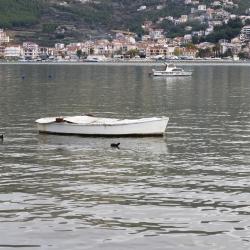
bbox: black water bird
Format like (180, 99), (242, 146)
(21, 75), (25, 79)
(111, 142), (120, 149)
(0, 134), (3, 140)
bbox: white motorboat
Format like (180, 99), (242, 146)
(84, 55), (108, 62)
(35, 115), (169, 136)
(152, 63), (192, 76)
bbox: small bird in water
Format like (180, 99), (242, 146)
(0, 134), (3, 140)
(111, 142), (120, 149)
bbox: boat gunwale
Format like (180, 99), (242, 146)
(36, 117), (169, 126)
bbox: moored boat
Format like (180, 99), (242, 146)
(83, 55), (108, 62)
(152, 63), (192, 76)
(35, 115), (169, 136)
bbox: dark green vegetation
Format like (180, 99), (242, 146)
(0, 0), (249, 45)
(205, 19), (243, 43)
(0, 0), (42, 28)
(237, 0), (250, 14)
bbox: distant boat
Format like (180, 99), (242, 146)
(36, 115), (169, 137)
(152, 63), (192, 76)
(84, 55), (108, 62)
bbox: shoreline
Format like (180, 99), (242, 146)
(0, 59), (250, 66)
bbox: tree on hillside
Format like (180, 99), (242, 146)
(205, 19), (243, 43)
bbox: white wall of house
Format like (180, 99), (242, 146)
(241, 25), (250, 38)
(0, 29), (10, 44)
(4, 46), (23, 58)
(23, 42), (39, 59)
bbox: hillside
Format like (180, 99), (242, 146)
(0, 0), (42, 27)
(0, 0), (250, 45)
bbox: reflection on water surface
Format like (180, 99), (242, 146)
(0, 64), (250, 249)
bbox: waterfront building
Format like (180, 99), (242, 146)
(23, 42), (39, 60)
(65, 44), (81, 59)
(93, 39), (113, 56)
(145, 45), (173, 57)
(0, 29), (10, 44)
(241, 25), (250, 40)
(55, 43), (65, 50)
(4, 45), (23, 59)
(0, 45), (5, 58)
(39, 47), (51, 60)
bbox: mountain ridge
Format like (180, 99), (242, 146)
(0, 0), (250, 45)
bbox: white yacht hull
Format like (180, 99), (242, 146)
(153, 71), (192, 76)
(36, 116), (169, 136)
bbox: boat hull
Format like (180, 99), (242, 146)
(36, 116), (169, 137)
(153, 71), (192, 76)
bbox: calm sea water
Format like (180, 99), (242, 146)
(0, 63), (250, 250)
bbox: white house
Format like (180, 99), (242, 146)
(184, 34), (193, 44)
(23, 42), (39, 60)
(165, 16), (174, 22)
(156, 5), (164, 10)
(185, 26), (193, 31)
(205, 26), (214, 36)
(241, 25), (250, 39)
(184, 0), (192, 4)
(142, 35), (151, 41)
(4, 45), (23, 59)
(230, 14), (237, 20)
(0, 29), (10, 44)
(55, 43), (65, 50)
(212, 1), (221, 7)
(149, 29), (164, 40)
(137, 5), (146, 11)
(198, 4), (206, 11)
(179, 15), (188, 23)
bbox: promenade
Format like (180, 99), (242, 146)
(1, 59), (250, 66)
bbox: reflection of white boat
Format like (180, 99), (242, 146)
(38, 135), (168, 154)
(36, 115), (169, 136)
(152, 64), (192, 76)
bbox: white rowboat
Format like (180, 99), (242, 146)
(35, 115), (169, 136)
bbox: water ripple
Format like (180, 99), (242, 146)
(0, 65), (250, 249)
